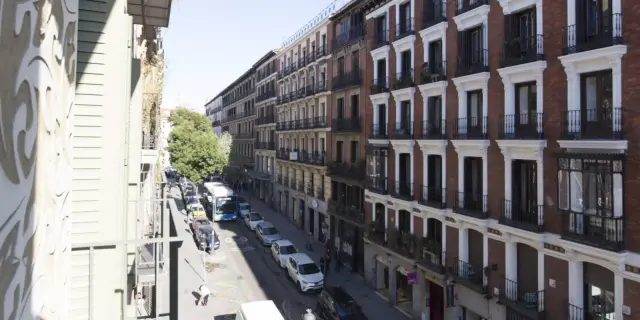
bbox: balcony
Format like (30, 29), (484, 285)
(224, 110), (256, 122)
(390, 122), (414, 140)
(418, 185), (446, 209)
(298, 57), (307, 68)
(305, 84), (315, 97)
(333, 71), (362, 90)
(328, 200), (365, 225)
(395, 18), (415, 41)
(419, 120), (446, 139)
(373, 29), (389, 49)
(499, 278), (546, 319)
(298, 150), (327, 166)
(417, 240), (445, 274)
(300, 116), (328, 129)
(455, 0), (489, 16)
(328, 160), (366, 181)
(332, 117), (362, 132)
(142, 134), (157, 150)
(233, 132), (255, 139)
(498, 113), (544, 139)
(390, 180), (414, 201)
(256, 142), (276, 151)
(452, 192), (488, 219)
(500, 200), (544, 233)
(367, 176), (388, 195)
(559, 108), (624, 140)
(276, 148), (291, 160)
(316, 80), (328, 93)
(393, 69), (415, 90)
(447, 258), (487, 294)
(316, 187), (325, 201)
(277, 174), (283, 184)
(332, 25), (366, 51)
(455, 49), (488, 78)
(365, 222), (387, 246)
(306, 51), (316, 64)
(296, 181), (305, 193)
(452, 117), (487, 139)
(567, 302), (615, 320)
(284, 176), (290, 187)
(501, 35), (545, 68)
(256, 90), (276, 102)
(305, 183), (314, 197)
(278, 66), (290, 78)
(369, 123), (388, 140)
(371, 78), (389, 94)
(420, 61), (447, 84)
(422, 0), (447, 30)
(256, 113), (275, 125)
(316, 45), (327, 59)
(562, 13), (623, 55)
(211, 119), (221, 127)
(560, 212), (624, 252)
(291, 61), (298, 73)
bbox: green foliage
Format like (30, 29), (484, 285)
(167, 108), (232, 184)
(169, 107), (211, 132)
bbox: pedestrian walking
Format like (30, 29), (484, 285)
(306, 232), (314, 251)
(334, 250), (342, 272)
(319, 257), (325, 275)
(324, 249), (332, 276)
(197, 284), (210, 306)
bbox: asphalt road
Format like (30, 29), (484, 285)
(171, 186), (316, 320)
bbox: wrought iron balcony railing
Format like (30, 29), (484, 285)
(332, 117), (362, 132)
(560, 108), (624, 140)
(418, 185), (446, 209)
(498, 113), (544, 139)
(390, 180), (414, 201)
(501, 35), (545, 68)
(452, 192), (489, 219)
(328, 161), (366, 181)
(500, 200), (544, 233)
(333, 71), (362, 90)
(452, 117), (488, 139)
(420, 61), (447, 84)
(455, 49), (489, 77)
(499, 277), (546, 318)
(371, 78), (389, 94)
(332, 25), (365, 51)
(422, 0), (447, 30)
(373, 29), (389, 49)
(419, 119), (446, 139)
(393, 69), (414, 90)
(447, 258), (488, 294)
(390, 122), (414, 139)
(367, 176), (388, 195)
(328, 200), (365, 224)
(395, 17), (415, 40)
(369, 123), (388, 140)
(562, 13), (623, 55)
(560, 210), (625, 252)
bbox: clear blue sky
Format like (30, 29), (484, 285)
(161, 0), (345, 112)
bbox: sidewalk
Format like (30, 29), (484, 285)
(242, 192), (406, 320)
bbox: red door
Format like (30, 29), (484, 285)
(429, 282), (444, 320)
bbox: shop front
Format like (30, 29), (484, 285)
(331, 218), (365, 275)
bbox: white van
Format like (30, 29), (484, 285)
(235, 300), (284, 320)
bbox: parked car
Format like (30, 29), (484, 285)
(316, 287), (367, 319)
(244, 212), (264, 230)
(238, 202), (252, 218)
(285, 253), (324, 293)
(255, 222), (282, 246)
(270, 240), (298, 269)
(191, 216), (219, 252)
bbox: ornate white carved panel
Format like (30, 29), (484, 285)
(0, 0), (77, 319)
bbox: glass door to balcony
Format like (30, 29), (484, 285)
(578, 0), (613, 48)
(512, 160), (537, 218)
(429, 40), (443, 72)
(377, 59), (386, 81)
(515, 82), (537, 136)
(427, 155), (443, 201)
(467, 90), (482, 136)
(337, 98), (345, 120)
(351, 94), (359, 119)
(464, 157), (483, 210)
(428, 96), (442, 135)
(580, 70), (613, 138)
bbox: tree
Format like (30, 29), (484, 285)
(169, 107), (211, 132)
(167, 108), (226, 184)
(216, 132), (233, 168)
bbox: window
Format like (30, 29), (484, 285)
(350, 141), (358, 163)
(337, 57), (345, 75)
(337, 98), (345, 119)
(336, 141), (344, 162)
(352, 50), (360, 71)
(557, 155), (622, 217)
(350, 95), (359, 118)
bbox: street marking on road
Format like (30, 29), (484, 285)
(224, 236), (248, 244)
(228, 246), (256, 252)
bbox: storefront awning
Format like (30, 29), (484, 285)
(128, 0), (172, 27)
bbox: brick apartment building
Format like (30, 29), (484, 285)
(353, 0), (640, 319)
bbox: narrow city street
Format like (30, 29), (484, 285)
(171, 185), (406, 319)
